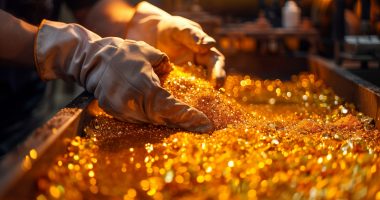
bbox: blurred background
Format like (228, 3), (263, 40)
(122, 0), (380, 78)
(55, 0), (380, 110)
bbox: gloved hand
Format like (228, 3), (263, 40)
(34, 20), (213, 132)
(126, 1), (226, 88)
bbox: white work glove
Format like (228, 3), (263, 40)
(126, 1), (226, 88)
(34, 20), (213, 132)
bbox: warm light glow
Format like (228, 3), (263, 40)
(35, 65), (380, 199)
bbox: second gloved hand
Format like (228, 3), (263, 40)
(126, 1), (226, 88)
(34, 20), (213, 132)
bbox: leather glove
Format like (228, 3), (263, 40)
(126, 1), (226, 88)
(34, 20), (213, 132)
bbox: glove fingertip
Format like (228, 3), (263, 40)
(154, 56), (173, 76)
(197, 37), (216, 53)
(200, 36), (216, 46)
(192, 120), (214, 133)
(214, 76), (226, 89)
(182, 110), (214, 133)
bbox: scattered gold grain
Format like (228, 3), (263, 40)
(35, 65), (380, 199)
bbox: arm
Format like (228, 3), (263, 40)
(34, 20), (212, 132)
(0, 9), (37, 66)
(0, 7), (213, 132)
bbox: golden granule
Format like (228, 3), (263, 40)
(36, 65), (380, 200)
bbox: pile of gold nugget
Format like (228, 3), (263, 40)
(36, 65), (380, 200)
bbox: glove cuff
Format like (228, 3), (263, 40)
(125, 1), (170, 47)
(34, 19), (102, 81)
(34, 19), (55, 81)
(34, 19), (75, 80)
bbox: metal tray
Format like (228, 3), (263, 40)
(0, 56), (379, 199)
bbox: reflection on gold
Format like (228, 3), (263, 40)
(36, 65), (380, 199)
(29, 149), (38, 160)
(22, 155), (32, 171)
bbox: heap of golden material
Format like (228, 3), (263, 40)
(36, 65), (380, 200)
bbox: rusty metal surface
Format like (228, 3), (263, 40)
(0, 56), (379, 199)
